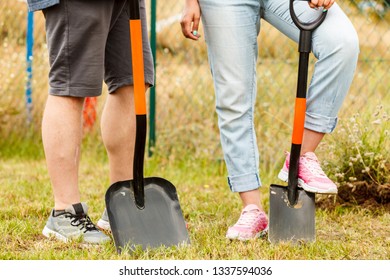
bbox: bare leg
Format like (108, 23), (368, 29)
(41, 95), (85, 210)
(101, 85), (136, 184)
(239, 189), (263, 210)
(301, 128), (325, 154)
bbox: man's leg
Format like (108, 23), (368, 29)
(40, 0), (118, 244)
(97, 85), (141, 231)
(101, 85), (136, 184)
(41, 95), (111, 244)
(41, 95), (84, 210)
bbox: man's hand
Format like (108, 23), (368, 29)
(309, 0), (335, 10)
(180, 0), (201, 40)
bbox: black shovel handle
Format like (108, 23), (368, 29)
(290, 0), (327, 32)
(287, 1), (327, 206)
(129, 0), (147, 209)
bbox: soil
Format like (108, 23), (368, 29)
(316, 181), (390, 212)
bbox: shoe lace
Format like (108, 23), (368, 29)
(62, 212), (99, 233)
(304, 156), (327, 177)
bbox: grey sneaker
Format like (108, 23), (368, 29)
(97, 208), (111, 231)
(42, 202), (111, 244)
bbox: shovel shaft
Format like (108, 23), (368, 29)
(130, 0), (146, 209)
(130, 19), (147, 115)
(287, 0), (326, 205)
(129, 0), (140, 20)
(289, 36), (311, 206)
(289, 51), (308, 205)
(133, 115), (146, 209)
(287, 143), (301, 205)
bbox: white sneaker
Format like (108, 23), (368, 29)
(97, 208), (111, 231)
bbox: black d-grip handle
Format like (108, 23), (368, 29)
(290, 0), (327, 31)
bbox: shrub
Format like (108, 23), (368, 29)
(322, 104), (389, 205)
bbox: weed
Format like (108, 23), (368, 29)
(323, 104), (389, 204)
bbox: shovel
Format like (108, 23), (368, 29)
(105, 0), (189, 253)
(268, 1), (327, 243)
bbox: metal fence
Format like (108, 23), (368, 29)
(0, 0), (389, 160)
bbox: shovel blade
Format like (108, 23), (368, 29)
(268, 184), (315, 243)
(105, 178), (189, 252)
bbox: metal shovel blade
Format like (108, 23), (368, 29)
(268, 184), (315, 243)
(105, 178), (190, 253)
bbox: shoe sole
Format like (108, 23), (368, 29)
(96, 219), (111, 232)
(43, 226), (110, 244)
(278, 169), (337, 194)
(226, 227), (268, 241)
(42, 226), (69, 242)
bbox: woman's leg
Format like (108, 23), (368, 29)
(262, 0), (359, 139)
(199, 0), (268, 240)
(262, 0), (359, 193)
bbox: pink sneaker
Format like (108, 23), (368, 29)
(278, 152), (338, 194)
(226, 204), (268, 241)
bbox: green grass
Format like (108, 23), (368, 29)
(0, 132), (389, 260)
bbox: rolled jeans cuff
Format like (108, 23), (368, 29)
(228, 172), (262, 192)
(305, 112), (338, 134)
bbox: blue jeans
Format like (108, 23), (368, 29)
(198, 0), (359, 192)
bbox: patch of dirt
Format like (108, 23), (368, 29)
(339, 181), (390, 204)
(316, 181), (390, 212)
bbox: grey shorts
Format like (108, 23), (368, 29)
(43, 0), (154, 97)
